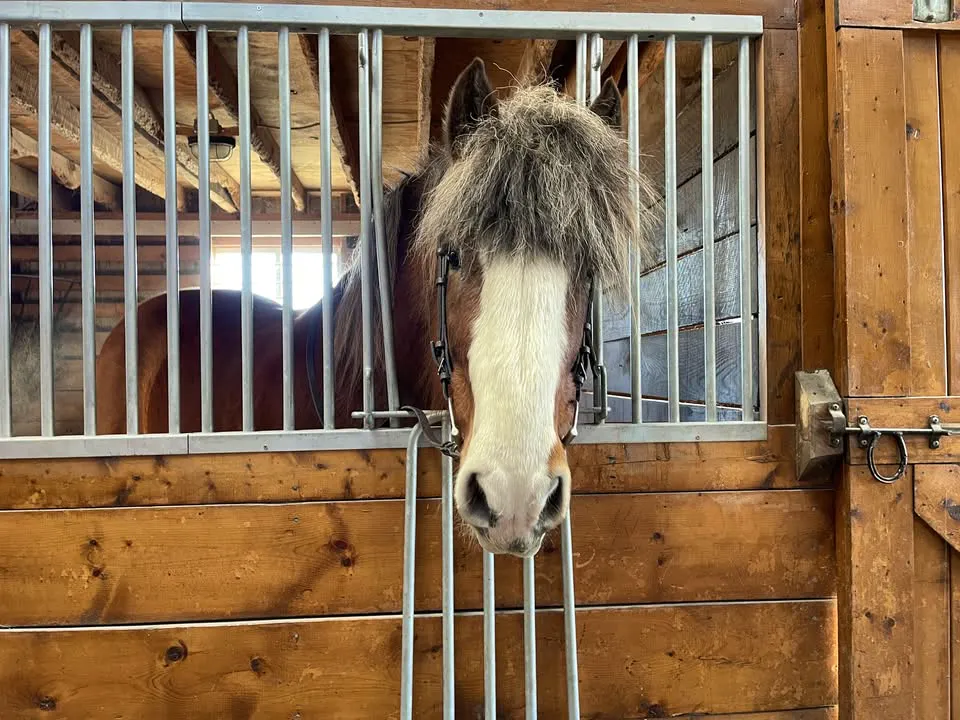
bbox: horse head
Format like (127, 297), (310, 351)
(413, 58), (658, 556)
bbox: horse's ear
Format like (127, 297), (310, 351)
(589, 77), (622, 129)
(443, 58), (499, 158)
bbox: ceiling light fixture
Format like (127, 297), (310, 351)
(187, 112), (236, 162)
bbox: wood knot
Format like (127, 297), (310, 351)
(36, 696), (56, 711)
(331, 539), (349, 552)
(250, 656), (266, 676)
(164, 642), (187, 664)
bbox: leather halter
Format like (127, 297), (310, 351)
(411, 247), (598, 459)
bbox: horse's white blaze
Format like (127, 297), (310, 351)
(458, 254), (570, 546)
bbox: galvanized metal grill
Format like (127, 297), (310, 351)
(0, 3), (763, 459)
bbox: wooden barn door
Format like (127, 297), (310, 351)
(828, 7), (960, 718)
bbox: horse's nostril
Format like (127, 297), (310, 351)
(465, 472), (494, 527)
(540, 475), (564, 523)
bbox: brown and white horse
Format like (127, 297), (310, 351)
(96, 58), (657, 556)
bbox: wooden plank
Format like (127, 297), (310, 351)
(833, 29), (911, 396)
(940, 35), (960, 393)
(846, 397), (960, 465)
(799, 0), (835, 375)
(607, 321), (753, 407)
(416, 37), (435, 161)
(915, 465), (960, 551)
(903, 33), (948, 396)
(0, 601), (836, 718)
(0, 425), (818, 511)
(839, 0), (960, 29)
(913, 515), (951, 720)
(762, 29), (801, 424)
(953, 551), (960, 720)
(836, 464), (915, 719)
(0, 490), (835, 625)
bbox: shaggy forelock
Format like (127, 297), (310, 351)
(415, 83), (659, 299)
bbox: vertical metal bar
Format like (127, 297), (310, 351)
(588, 33), (606, 423)
(483, 550), (496, 720)
(441, 416), (455, 719)
(358, 30), (375, 429)
(279, 26), (295, 431)
(738, 36), (754, 421)
(319, 28), (336, 428)
(238, 26), (253, 432)
(370, 29), (400, 429)
(523, 555), (538, 720)
(560, 33), (586, 720)
(399, 423), (423, 720)
(627, 34), (641, 424)
(755, 36), (767, 424)
(702, 36), (717, 423)
(162, 24), (180, 434)
(121, 24), (138, 435)
(195, 25), (213, 433)
(0, 24), (9, 437)
(80, 25), (96, 435)
(38, 24), (55, 437)
(664, 34), (680, 424)
(561, 510), (581, 719)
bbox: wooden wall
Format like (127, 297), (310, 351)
(0, 0), (848, 717)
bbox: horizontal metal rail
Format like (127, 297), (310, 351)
(0, 422), (768, 459)
(0, 3), (763, 38)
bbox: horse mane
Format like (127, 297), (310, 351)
(413, 83), (660, 303)
(329, 79), (661, 419)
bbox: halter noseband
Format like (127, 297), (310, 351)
(410, 247), (599, 459)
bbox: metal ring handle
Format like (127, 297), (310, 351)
(866, 431), (908, 484)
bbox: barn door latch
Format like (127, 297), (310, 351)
(796, 370), (960, 484)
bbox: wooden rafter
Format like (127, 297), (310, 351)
(177, 32), (308, 212)
(416, 37), (435, 162)
(298, 32), (361, 205)
(10, 126), (120, 209)
(22, 29), (238, 214)
(517, 39), (558, 84)
(9, 161), (74, 208)
(8, 58), (172, 206)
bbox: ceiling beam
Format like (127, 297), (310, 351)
(416, 37), (435, 162)
(177, 31), (308, 212)
(517, 39), (558, 84)
(24, 29), (238, 214)
(298, 32), (361, 205)
(10, 161), (74, 209)
(9, 57), (173, 207)
(10, 126), (120, 210)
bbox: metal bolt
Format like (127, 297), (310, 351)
(860, 439), (869, 448)
(831, 437), (841, 447)
(932, 415), (941, 424)
(859, 417), (868, 426)
(830, 403), (840, 411)
(933, 440), (941, 449)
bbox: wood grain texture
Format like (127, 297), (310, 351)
(913, 515), (951, 720)
(846, 397), (960, 465)
(953, 551), (960, 720)
(940, 35), (960, 393)
(839, 0), (960, 29)
(0, 490), (834, 625)
(0, 601), (836, 718)
(0, 425), (824, 510)
(836, 464), (915, 720)
(903, 33), (948, 396)
(915, 465), (960, 552)
(799, 0), (835, 375)
(833, 29), (911, 396)
(762, 29), (801, 424)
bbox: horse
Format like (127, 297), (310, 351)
(96, 58), (658, 557)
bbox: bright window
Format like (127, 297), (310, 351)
(211, 246), (341, 310)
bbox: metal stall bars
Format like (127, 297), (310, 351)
(0, 4), (763, 475)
